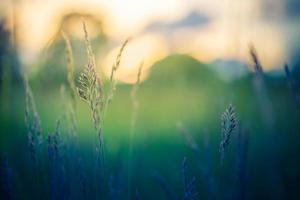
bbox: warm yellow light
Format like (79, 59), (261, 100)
(101, 33), (168, 84)
(101, 0), (186, 37)
(2, 0), (288, 71)
(170, 23), (286, 70)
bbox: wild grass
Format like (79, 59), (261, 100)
(76, 21), (131, 199)
(182, 157), (198, 200)
(77, 21), (130, 159)
(12, 42), (294, 200)
(77, 22), (105, 171)
(106, 37), (130, 110)
(61, 31), (76, 105)
(249, 46), (275, 132)
(23, 74), (42, 164)
(47, 118), (69, 199)
(128, 62), (143, 198)
(249, 45), (263, 74)
(130, 62), (143, 132)
(61, 32), (78, 140)
(177, 123), (216, 200)
(249, 45), (283, 199)
(219, 104), (237, 164)
(1, 20), (299, 200)
(109, 38), (130, 82)
(284, 64), (300, 109)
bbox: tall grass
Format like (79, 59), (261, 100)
(77, 22), (105, 173)
(1, 19), (299, 200)
(177, 123), (216, 200)
(284, 64), (300, 110)
(250, 45), (275, 132)
(128, 62), (143, 198)
(23, 75), (42, 164)
(47, 118), (69, 199)
(76, 21), (131, 198)
(105, 37), (130, 112)
(61, 31), (76, 105)
(219, 104), (237, 164)
(61, 32), (78, 140)
(249, 45), (283, 199)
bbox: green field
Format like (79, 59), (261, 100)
(1, 50), (300, 199)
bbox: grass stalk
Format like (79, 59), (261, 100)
(219, 104), (237, 164)
(104, 38), (130, 117)
(77, 20), (105, 199)
(182, 157), (198, 200)
(127, 62), (143, 199)
(284, 64), (300, 110)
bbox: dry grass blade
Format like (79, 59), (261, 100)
(130, 62), (143, 130)
(106, 38), (131, 106)
(82, 21), (97, 70)
(110, 38), (131, 81)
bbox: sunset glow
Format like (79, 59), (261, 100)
(0, 0), (293, 74)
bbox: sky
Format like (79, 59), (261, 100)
(0, 0), (299, 79)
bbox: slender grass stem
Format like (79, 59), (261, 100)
(127, 63), (143, 199)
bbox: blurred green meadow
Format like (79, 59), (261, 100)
(1, 40), (300, 199)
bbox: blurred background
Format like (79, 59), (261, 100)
(1, 0), (300, 74)
(1, 0), (300, 199)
